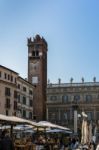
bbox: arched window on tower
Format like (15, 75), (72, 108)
(32, 50), (39, 57)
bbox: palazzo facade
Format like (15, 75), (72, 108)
(46, 81), (99, 129)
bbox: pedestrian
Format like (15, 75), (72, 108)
(0, 129), (14, 150)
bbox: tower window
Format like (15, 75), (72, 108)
(36, 51), (39, 56)
(32, 51), (35, 56)
(32, 50), (39, 57)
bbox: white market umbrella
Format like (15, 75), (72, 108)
(46, 128), (72, 134)
(37, 121), (71, 131)
(81, 119), (89, 144)
(14, 124), (33, 131)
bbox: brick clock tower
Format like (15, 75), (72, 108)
(27, 35), (48, 121)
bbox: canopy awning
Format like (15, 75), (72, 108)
(37, 121), (72, 131)
(46, 128), (72, 134)
(0, 114), (38, 127)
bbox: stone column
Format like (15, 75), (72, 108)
(58, 109), (60, 121)
(46, 108), (48, 121)
(74, 109), (77, 133)
(72, 104), (78, 133)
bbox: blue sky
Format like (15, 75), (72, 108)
(0, 0), (99, 83)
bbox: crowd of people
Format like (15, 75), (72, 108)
(0, 129), (99, 150)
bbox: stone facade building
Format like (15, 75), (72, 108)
(46, 81), (99, 129)
(27, 35), (48, 121)
(1, 34), (99, 133)
(0, 65), (34, 120)
(17, 76), (34, 119)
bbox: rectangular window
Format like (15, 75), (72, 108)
(5, 87), (10, 96)
(6, 110), (9, 116)
(5, 98), (10, 108)
(29, 112), (32, 119)
(96, 111), (99, 120)
(14, 101), (17, 110)
(62, 95), (68, 103)
(15, 78), (16, 83)
(50, 96), (57, 101)
(11, 76), (13, 82)
(29, 90), (33, 95)
(23, 87), (26, 92)
(14, 91), (17, 98)
(29, 100), (33, 107)
(4, 73), (7, 79)
(0, 71), (1, 77)
(87, 112), (93, 120)
(32, 51), (35, 56)
(8, 74), (10, 80)
(18, 84), (20, 89)
(23, 110), (26, 118)
(18, 95), (20, 102)
(23, 96), (26, 105)
(74, 95), (80, 103)
(86, 95), (92, 103)
(36, 51), (39, 56)
(14, 112), (16, 116)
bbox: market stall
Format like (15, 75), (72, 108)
(0, 114), (39, 150)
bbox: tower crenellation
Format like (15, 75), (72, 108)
(27, 35), (48, 49)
